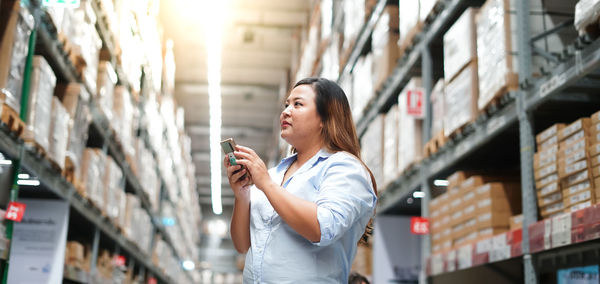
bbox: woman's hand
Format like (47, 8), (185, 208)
(233, 145), (274, 191)
(224, 155), (251, 200)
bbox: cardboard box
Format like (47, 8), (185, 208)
(588, 143), (600, 157)
(561, 169), (592, 188)
(535, 162), (558, 180)
(536, 123), (565, 145)
(539, 135), (559, 151)
(559, 159), (589, 179)
(563, 180), (594, 199)
(540, 201), (565, 218)
(478, 227), (509, 239)
(559, 118), (591, 141)
(591, 110), (600, 124)
(559, 130), (591, 151)
(559, 148), (589, 169)
(397, 78), (424, 173)
(463, 204), (478, 222)
(589, 121), (600, 135)
(567, 200), (594, 214)
(509, 214), (523, 230)
(538, 191), (563, 207)
(462, 190), (477, 205)
(536, 173), (559, 189)
(561, 137), (591, 158)
(537, 181), (560, 198)
(431, 79), (445, 137)
(594, 166), (600, 178)
(65, 241), (85, 268)
(476, 210), (511, 229)
(443, 8), (478, 82)
(444, 61), (478, 137)
(372, 6), (400, 90)
(534, 144), (559, 168)
(448, 171), (475, 188)
(563, 188), (594, 208)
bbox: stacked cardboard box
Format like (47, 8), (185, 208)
(382, 105), (399, 188)
(398, 0), (438, 48)
(430, 79), (445, 138)
(431, 171), (521, 251)
(113, 86), (134, 156)
(351, 55), (374, 121)
(0, 1), (34, 115)
(443, 8), (479, 137)
(64, 241), (85, 269)
(96, 250), (114, 279)
(371, 5), (399, 90)
(81, 148), (106, 206)
(96, 61), (117, 120)
(397, 78), (424, 173)
(104, 156), (124, 224)
(476, 0), (577, 111)
(24, 56), (56, 152)
(59, 83), (91, 180)
(48, 98), (71, 170)
(343, 0), (366, 52)
(534, 123), (564, 217)
(361, 114), (384, 187)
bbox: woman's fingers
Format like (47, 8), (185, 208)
(231, 168), (247, 182)
(226, 164), (242, 178)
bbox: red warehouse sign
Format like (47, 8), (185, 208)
(406, 89), (424, 118)
(411, 217), (429, 235)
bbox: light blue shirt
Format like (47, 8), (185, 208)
(243, 149), (377, 283)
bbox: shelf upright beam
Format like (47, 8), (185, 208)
(90, 227), (101, 277)
(419, 41), (433, 284)
(515, 1), (538, 283)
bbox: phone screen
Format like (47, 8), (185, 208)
(221, 141), (234, 154)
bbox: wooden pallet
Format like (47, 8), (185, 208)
(424, 131), (448, 157)
(58, 33), (86, 77)
(24, 139), (47, 159)
(398, 21), (425, 60)
(0, 102), (25, 137)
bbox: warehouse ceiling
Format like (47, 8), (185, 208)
(159, 0), (310, 273)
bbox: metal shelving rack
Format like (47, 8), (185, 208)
(0, 1), (197, 283)
(335, 0), (600, 283)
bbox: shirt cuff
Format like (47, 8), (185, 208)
(313, 205), (335, 247)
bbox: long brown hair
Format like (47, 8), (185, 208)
(294, 78), (377, 244)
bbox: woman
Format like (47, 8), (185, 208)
(225, 78), (378, 283)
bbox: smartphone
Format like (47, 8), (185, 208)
(220, 138), (239, 166)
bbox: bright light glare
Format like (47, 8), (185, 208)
(17, 179), (40, 186)
(18, 174), (30, 179)
(182, 260), (195, 271)
(202, 0), (230, 215)
(433, 179), (449, 187)
(413, 191), (425, 198)
(0, 160), (12, 165)
(207, 219), (228, 236)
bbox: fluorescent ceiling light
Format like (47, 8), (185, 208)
(0, 160), (12, 165)
(17, 179), (40, 186)
(18, 173), (30, 179)
(202, 0), (230, 215)
(413, 191), (425, 198)
(433, 179), (449, 187)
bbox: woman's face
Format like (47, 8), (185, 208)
(280, 85), (323, 147)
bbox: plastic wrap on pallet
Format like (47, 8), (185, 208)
(123, 193), (140, 238)
(398, 78), (424, 173)
(116, 189), (126, 229)
(320, 33), (340, 80)
(97, 61), (117, 120)
(372, 6), (399, 90)
(343, 0), (365, 51)
(575, 0), (600, 32)
(24, 56), (56, 152)
(351, 55), (374, 121)
(339, 73), (353, 111)
(49, 98), (70, 170)
(0, 2), (34, 114)
(444, 63), (478, 137)
(136, 139), (160, 209)
(321, 0), (333, 42)
(361, 115), (384, 186)
(104, 156), (123, 221)
(64, 89), (91, 178)
(431, 79), (445, 137)
(382, 105), (399, 187)
(443, 8), (477, 82)
(113, 86), (134, 156)
(398, 0), (420, 41)
(80, 149), (106, 203)
(74, 22), (101, 96)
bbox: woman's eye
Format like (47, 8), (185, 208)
(284, 104), (289, 108)
(295, 102), (302, 106)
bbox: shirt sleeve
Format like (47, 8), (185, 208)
(313, 154), (377, 247)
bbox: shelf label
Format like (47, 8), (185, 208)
(406, 89), (424, 118)
(42, 0), (80, 8)
(147, 277), (157, 284)
(5, 202), (26, 222)
(539, 73), (566, 98)
(410, 217), (429, 235)
(114, 255), (126, 267)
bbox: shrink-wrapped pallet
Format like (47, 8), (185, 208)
(24, 56), (55, 152)
(431, 79), (445, 137)
(96, 61), (117, 120)
(372, 5), (399, 90)
(382, 106), (399, 187)
(444, 63), (478, 137)
(0, 2), (34, 114)
(60, 85), (91, 178)
(398, 78), (424, 173)
(49, 98), (70, 170)
(104, 156), (123, 221)
(361, 115), (384, 186)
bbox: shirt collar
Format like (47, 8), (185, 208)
(276, 148), (333, 173)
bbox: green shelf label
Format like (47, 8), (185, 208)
(42, 0), (80, 8)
